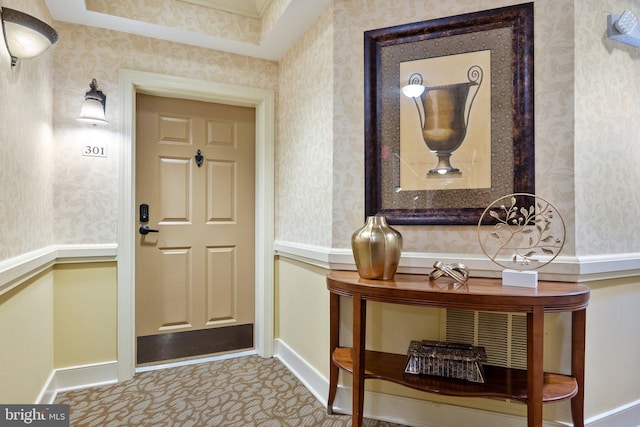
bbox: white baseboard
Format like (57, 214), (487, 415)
(54, 361), (119, 393)
(37, 361), (119, 404)
(37, 370), (58, 405)
(274, 339), (330, 405)
(585, 398), (640, 427)
(275, 338), (639, 427)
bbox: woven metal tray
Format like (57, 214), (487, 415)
(404, 340), (487, 383)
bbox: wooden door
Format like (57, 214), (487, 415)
(135, 94), (255, 364)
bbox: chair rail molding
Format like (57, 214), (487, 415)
(0, 244), (118, 296)
(274, 240), (640, 282)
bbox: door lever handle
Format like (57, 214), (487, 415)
(139, 224), (159, 235)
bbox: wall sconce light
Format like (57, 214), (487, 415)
(77, 79), (108, 125)
(0, 7), (58, 66)
(607, 10), (640, 47)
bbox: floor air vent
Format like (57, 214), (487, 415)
(445, 309), (527, 370)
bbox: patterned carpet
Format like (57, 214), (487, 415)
(55, 355), (408, 427)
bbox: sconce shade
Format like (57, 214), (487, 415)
(1, 7), (58, 66)
(77, 79), (108, 125)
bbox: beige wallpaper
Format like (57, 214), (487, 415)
(574, 0), (640, 256)
(52, 23), (279, 244)
(85, 0), (261, 44)
(261, 0), (292, 40)
(243, 0), (638, 259)
(323, 0), (578, 256)
(0, 0), (55, 260)
(276, 4), (334, 246)
(4, 0), (635, 258)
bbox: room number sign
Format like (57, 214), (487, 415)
(82, 143), (107, 158)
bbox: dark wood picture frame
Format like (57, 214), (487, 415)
(364, 3), (534, 225)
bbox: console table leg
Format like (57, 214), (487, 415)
(352, 294), (366, 427)
(571, 309), (586, 427)
(527, 307), (544, 427)
(327, 292), (340, 414)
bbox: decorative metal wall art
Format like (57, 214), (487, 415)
(477, 193), (565, 271)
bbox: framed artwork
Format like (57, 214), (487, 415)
(364, 3), (534, 225)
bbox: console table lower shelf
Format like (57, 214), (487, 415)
(332, 347), (578, 402)
(326, 270), (590, 427)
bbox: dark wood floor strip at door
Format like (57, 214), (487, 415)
(137, 324), (254, 364)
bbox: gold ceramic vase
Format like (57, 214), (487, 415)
(351, 216), (402, 280)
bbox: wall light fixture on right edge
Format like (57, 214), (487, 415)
(607, 10), (640, 47)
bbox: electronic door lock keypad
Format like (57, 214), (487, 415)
(140, 204), (149, 223)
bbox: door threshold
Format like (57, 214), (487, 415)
(135, 349), (257, 373)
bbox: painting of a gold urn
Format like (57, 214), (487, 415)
(399, 51), (492, 192)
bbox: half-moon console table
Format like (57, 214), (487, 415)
(326, 270), (590, 427)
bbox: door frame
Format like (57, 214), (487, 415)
(117, 69), (275, 381)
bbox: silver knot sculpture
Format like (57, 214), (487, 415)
(429, 261), (469, 284)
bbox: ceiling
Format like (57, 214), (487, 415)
(177, 0), (271, 19)
(44, 0), (330, 61)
